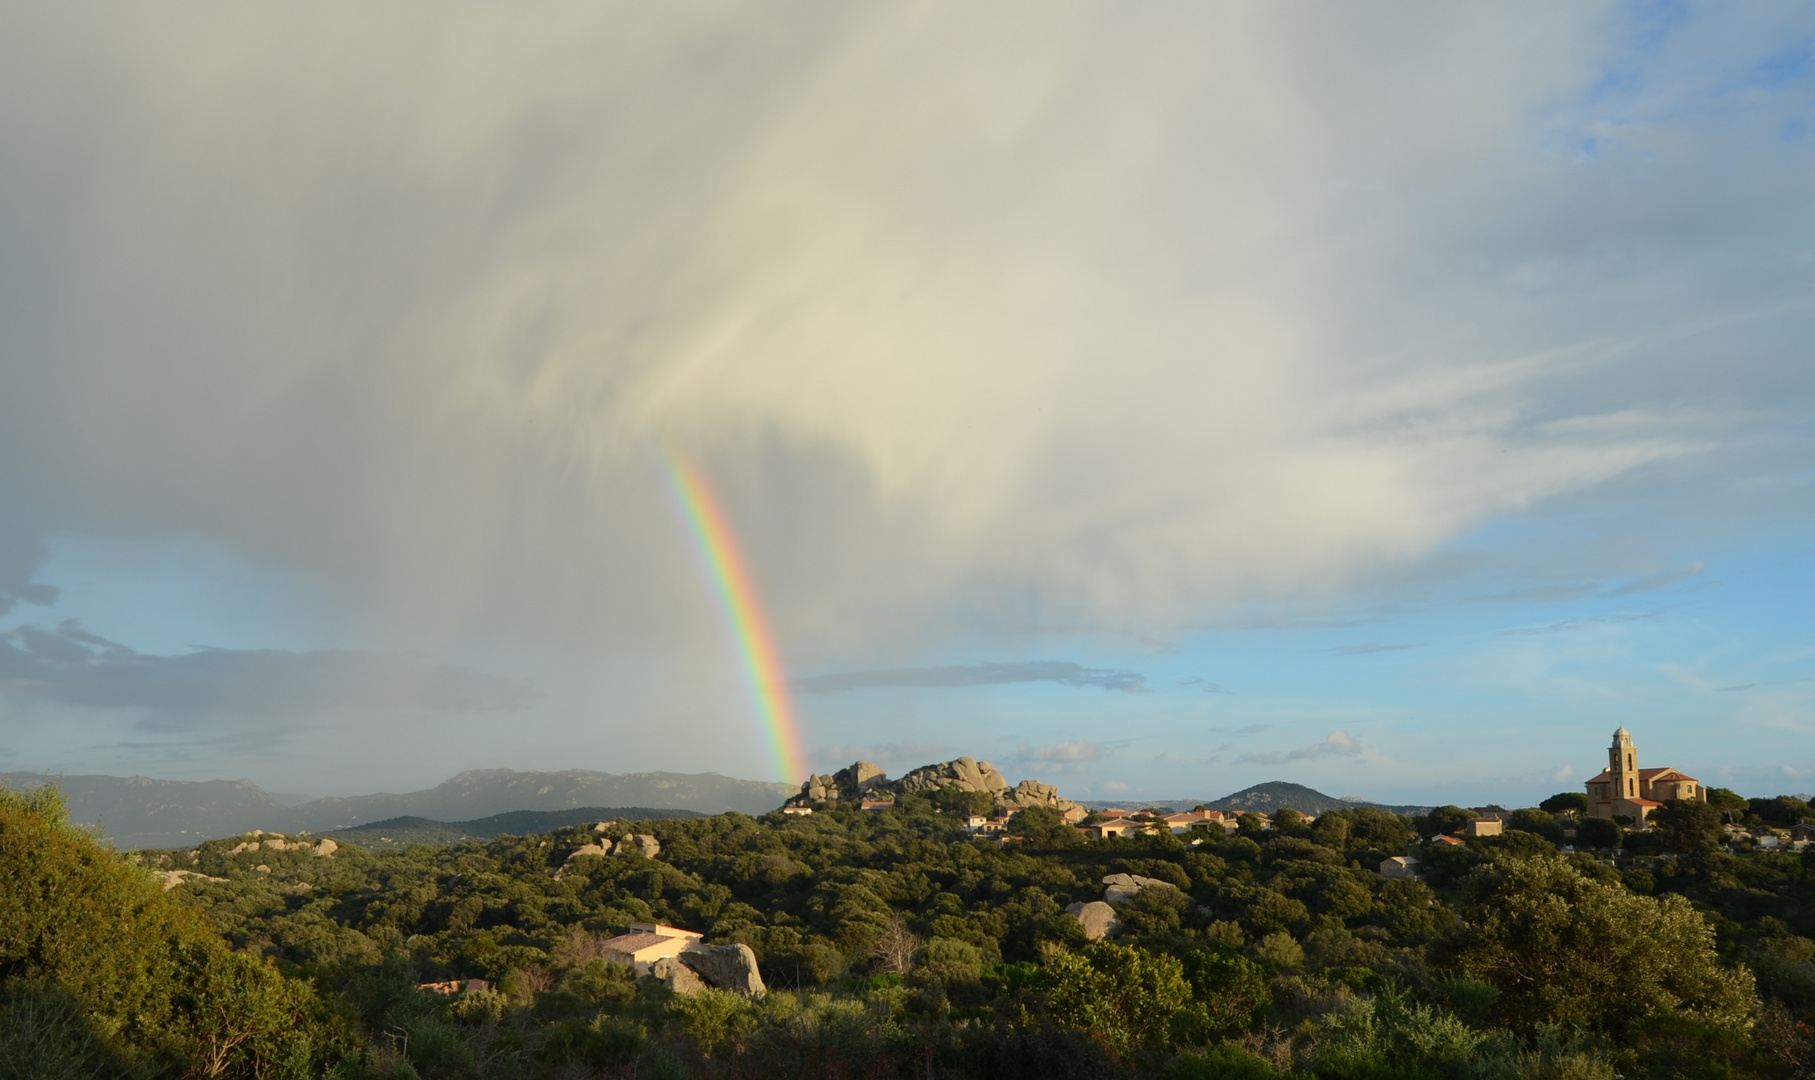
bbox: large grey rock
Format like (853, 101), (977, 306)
(613, 834), (661, 858)
(679, 944), (767, 996)
(650, 955), (708, 995)
(838, 761), (888, 796)
(1001, 779), (1084, 819)
(1101, 873), (1174, 903)
(311, 838), (338, 857)
(553, 842), (611, 880)
(785, 761), (890, 808)
(894, 756), (1010, 796)
(1065, 901), (1123, 941)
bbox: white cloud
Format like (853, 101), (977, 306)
(1012, 740), (1112, 775)
(0, 5), (1810, 784)
(1235, 731), (1365, 766)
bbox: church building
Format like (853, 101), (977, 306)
(1583, 727), (1704, 828)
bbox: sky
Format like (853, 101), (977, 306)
(1, 2), (1813, 807)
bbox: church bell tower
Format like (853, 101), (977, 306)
(1609, 727), (1639, 801)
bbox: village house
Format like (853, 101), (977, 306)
(780, 805), (814, 816)
(598, 923), (704, 974)
(1379, 856), (1422, 880)
(1464, 818), (1502, 838)
(1084, 817), (1149, 840)
(1583, 727), (1704, 829)
(1162, 810), (1227, 833)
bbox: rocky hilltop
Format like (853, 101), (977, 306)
(786, 756), (1084, 817)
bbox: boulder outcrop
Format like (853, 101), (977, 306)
(650, 955), (707, 995)
(613, 834), (661, 858)
(1065, 900), (1123, 941)
(152, 868), (227, 890)
(1101, 873), (1175, 904)
(783, 756), (1085, 820)
(895, 756), (1010, 797)
(679, 944), (766, 996)
(785, 761), (888, 808)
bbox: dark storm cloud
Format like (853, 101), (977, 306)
(792, 661), (1148, 694)
(0, 621), (533, 720)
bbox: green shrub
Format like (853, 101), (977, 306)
(1167, 1043), (1285, 1080)
(0, 787), (333, 1078)
(1444, 855), (1758, 1037)
(1043, 943), (1197, 1057)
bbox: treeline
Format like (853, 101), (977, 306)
(4, 784), (1814, 1079)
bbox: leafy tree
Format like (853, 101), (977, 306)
(1347, 807), (1416, 852)
(1008, 805), (1083, 849)
(1706, 788), (1749, 824)
(1236, 813), (1269, 838)
(1419, 805), (1474, 837)
(0, 787), (333, 1078)
(1575, 817), (1623, 850)
(1539, 792), (1589, 815)
(1042, 943), (1196, 1057)
(1310, 812), (1351, 847)
(930, 788), (998, 818)
(1507, 808), (1565, 843)
(1271, 808), (1306, 832)
(1750, 795), (1813, 827)
(920, 936), (985, 977)
(1490, 829), (1559, 858)
(1179, 948), (1269, 1031)
(1651, 798), (1724, 855)
(1445, 855), (1758, 1037)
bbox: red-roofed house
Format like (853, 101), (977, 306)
(1583, 728), (1704, 829)
(1084, 817), (1149, 840)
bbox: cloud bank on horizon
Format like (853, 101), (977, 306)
(0, 3), (1811, 801)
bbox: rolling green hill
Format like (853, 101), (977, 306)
(328, 805), (708, 847)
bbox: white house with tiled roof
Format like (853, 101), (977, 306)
(1584, 727), (1704, 829)
(598, 923), (704, 973)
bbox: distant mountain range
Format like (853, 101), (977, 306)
(1084, 781), (1432, 817)
(3, 767), (1436, 850)
(0, 769), (793, 849)
(329, 806), (708, 848)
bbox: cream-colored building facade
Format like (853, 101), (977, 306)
(1584, 727), (1703, 829)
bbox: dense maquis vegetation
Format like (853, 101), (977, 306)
(6, 785), (1815, 1080)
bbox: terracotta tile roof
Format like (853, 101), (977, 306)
(1628, 799), (1664, 807)
(599, 932), (674, 954)
(1585, 767), (1699, 785)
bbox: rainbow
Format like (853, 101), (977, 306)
(665, 454), (809, 785)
